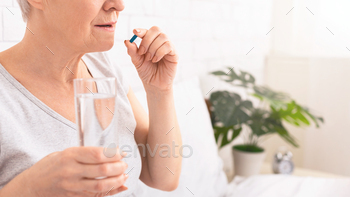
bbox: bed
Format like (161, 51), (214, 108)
(226, 174), (350, 197)
(131, 76), (350, 197)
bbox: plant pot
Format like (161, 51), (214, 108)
(232, 145), (266, 177)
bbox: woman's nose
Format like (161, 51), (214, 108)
(103, 0), (125, 12)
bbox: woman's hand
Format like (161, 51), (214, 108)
(2, 147), (129, 197)
(124, 26), (179, 92)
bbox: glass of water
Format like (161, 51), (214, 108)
(74, 77), (120, 163)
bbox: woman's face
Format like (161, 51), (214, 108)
(43, 0), (125, 53)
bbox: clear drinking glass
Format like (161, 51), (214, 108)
(74, 78), (120, 164)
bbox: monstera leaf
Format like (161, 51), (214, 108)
(209, 91), (253, 127)
(208, 67), (324, 150)
(248, 109), (299, 147)
(252, 85), (291, 110)
(274, 125), (299, 148)
(238, 70), (255, 86)
(301, 106), (324, 128)
(248, 109), (275, 137)
(271, 100), (324, 128)
(210, 67), (255, 87)
(213, 125), (242, 149)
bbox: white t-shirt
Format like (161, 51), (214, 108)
(0, 52), (141, 197)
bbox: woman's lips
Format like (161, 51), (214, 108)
(96, 21), (117, 26)
(95, 24), (116, 32)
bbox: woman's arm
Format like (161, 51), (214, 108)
(123, 26), (182, 191)
(127, 86), (182, 191)
(0, 169), (33, 197)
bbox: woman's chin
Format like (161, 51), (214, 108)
(95, 40), (114, 52)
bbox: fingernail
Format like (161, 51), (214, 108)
(134, 28), (140, 33)
(120, 186), (128, 192)
(139, 45), (146, 55)
(152, 56), (158, 62)
(147, 52), (152, 61)
(124, 174), (129, 180)
(121, 152), (127, 157)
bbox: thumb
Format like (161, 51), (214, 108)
(124, 40), (143, 67)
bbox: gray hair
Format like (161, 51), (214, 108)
(16, 0), (31, 22)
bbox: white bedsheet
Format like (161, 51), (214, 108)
(225, 174), (350, 197)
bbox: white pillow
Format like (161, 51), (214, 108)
(132, 76), (228, 197)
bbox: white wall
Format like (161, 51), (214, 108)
(271, 0), (350, 58)
(265, 0), (350, 176)
(264, 56), (350, 176)
(305, 58), (350, 176)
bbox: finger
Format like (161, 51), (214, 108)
(83, 185), (128, 197)
(145, 33), (169, 62)
(79, 161), (128, 179)
(152, 41), (179, 63)
(132, 27), (149, 40)
(124, 40), (144, 68)
(80, 185), (127, 197)
(69, 146), (125, 164)
(67, 190), (96, 197)
(79, 173), (127, 193)
(135, 26), (162, 56)
(80, 190), (98, 197)
(105, 185), (128, 196)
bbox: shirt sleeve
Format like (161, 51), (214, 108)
(103, 52), (130, 95)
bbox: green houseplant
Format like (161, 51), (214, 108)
(207, 67), (324, 176)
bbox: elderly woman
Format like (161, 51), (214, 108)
(0, 0), (182, 196)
